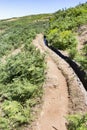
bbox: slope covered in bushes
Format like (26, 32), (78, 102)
(0, 14), (50, 129)
(46, 2), (87, 72)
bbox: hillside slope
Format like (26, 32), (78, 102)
(0, 14), (51, 130)
(0, 4), (87, 129)
(46, 2), (87, 76)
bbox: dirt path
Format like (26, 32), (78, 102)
(32, 34), (68, 130)
(35, 57), (68, 130)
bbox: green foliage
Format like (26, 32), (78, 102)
(47, 29), (77, 50)
(78, 57), (87, 71)
(0, 117), (10, 130)
(68, 47), (77, 59)
(51, 3), (87, 31)
(0, 27), (36, 57)
(46, 2), (87, 51)
(67, 114), (87, 130)
(2, 100), (30, 125)
(46, 2), (87, 75)
(81, 45), (87, 71)
(0, 42), (45, 129)
(75, 45), (87, 73)
(0, 44), (45, 85)
(0, 13), (51, 58)
(0, 13), (48, 130)
(1, 80), (40, 102)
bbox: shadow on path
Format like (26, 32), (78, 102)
(44, 37), (87, 90)
(50, 46), (87, 90)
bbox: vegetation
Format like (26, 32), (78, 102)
(46, 2), (87, 74)
(0, 2), (87, 129)
(77, 44), (87, 71)
(0, 43), (45, 129)
(47, 29), (77, 50)
(0, 13), (51, 58)
(46, 3), (87, 130)
(47, 3), (87, 48)
(0, 13), (50, 129)
(67, 114), (87, 130)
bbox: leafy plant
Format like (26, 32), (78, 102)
(47, 29), (77, 50)
(2, 100), (30, 124)
(0, 41), (45, 129)
(0, 117), (10, 130)
(0, 13), (47, 129)
(67, 114), (87, 130)
(68, 47), (77, 59)
(46, 2), (87, 79)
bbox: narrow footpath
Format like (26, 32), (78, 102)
(32, 34), (68, 130)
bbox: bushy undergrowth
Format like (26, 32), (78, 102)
(80, 45), (87, 71)
(67, 114), (87, 130)
(47, 29), (77, 50)
(0, 25), (40, 129)
(0, 13), (50, 58)
(46, 2), (87, 75)
(0, 26), (36, 58)
(0, 43), (45, 129)
(0, 14), (48, 130)
(46, 2), (87, 51)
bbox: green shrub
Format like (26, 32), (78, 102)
(1, 100), (30, 128)
(76, 45), (87, 72)
(0, 44), (45, 85)
(0, 46), (45, 129)
(68, 47), (77, 59)
(0, 36), (45, 130)
(67, 114), (87, 130)
(0, 117), (10, 130)
(47, 30), (77, 50)
(1, 80), (39, 101)
(0, 13), (50, 129)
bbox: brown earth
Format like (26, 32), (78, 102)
(32, 35), (68, 130)
(25, 34), (87, 130)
